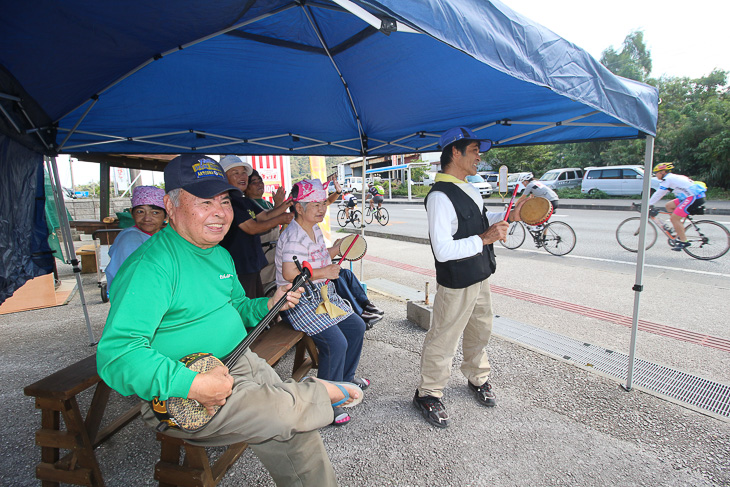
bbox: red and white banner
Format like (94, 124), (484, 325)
(246, 155), (292, 202)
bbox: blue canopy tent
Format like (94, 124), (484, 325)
(1, 0), (657, 386)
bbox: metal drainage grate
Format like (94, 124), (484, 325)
(493, 316), (730, 418)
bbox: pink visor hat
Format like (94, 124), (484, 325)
(291, 179), (329, 202)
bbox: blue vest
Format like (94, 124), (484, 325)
(426, 181), (496, 289)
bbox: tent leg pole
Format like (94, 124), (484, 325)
(624, 136), (654, 391)
(46, 156), (96, 345)
(359, 155), (367, 282)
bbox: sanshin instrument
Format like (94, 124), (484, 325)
(152, 258), (313, 432)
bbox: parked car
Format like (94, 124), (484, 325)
(478, 172), (499, 184)
(581, 165), (660, 196)
(342, 176), (372, 192)
(539, 168), (584, 190)
(507, 172), (532, 193)
(418, 172), (437, 186)
(465, 174), (493, 197)
(62, 186), (77, 200)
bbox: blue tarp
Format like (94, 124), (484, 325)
(0, 0), (658, 157)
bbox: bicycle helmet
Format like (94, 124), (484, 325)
(653, 162), (674, 173)
(518, 172), (533, 182)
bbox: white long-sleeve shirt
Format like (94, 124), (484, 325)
(426, 177), (506, 263)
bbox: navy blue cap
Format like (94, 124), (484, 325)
(439, 127), (492, 152)
(164, 154), (240, 198)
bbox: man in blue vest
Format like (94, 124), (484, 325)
(413, 127), (524, 428)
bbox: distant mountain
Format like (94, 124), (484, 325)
(289, 156), (352, 182)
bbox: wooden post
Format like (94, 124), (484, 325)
(99, 163), (110, 220)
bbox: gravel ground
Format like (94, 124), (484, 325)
(1, 251), (729, 486)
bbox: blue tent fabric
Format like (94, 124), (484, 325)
(0, 0), (659, 301)
(0, 135), (54, 303)
(0, 0), (658, 157)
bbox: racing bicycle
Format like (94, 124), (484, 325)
(500, 220), (576, 256)
(337, 207), (362, 228)
(364, 205), (389, 226)
(615, 203), (730, 260)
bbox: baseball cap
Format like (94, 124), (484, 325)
(219, 155), (253, 175)
(164, 154), (240, 198)
(439, 127), (492, 152)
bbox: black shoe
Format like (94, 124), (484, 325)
(468, 381), (496, 407)
(361, 310), (382, 321)
(413, 390), (450, 428)
(364, 302), (385, 316)
(362, 312), (382, 330)
(672, 240), (691, 251)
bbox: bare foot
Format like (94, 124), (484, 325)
(313, 379), (361, 406)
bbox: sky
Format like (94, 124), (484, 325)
(504, 0), (729, 80)
(59, 0), (729, 187)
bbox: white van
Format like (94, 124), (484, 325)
(342, 176), (372, 192)
(540, 168), (584, 190)
(581, 165), (659, 196)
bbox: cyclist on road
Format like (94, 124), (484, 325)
(366, 182), (385, 212)
(517, 172), (559, 212)
(343, 189), (357, 222)
(648, 162), (707, 251)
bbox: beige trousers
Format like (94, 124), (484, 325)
(141, 350), (336, 487)
(418, 278), (493, 398)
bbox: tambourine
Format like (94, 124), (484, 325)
(520, 197), (553, 225)
(337, 234), (367, 262)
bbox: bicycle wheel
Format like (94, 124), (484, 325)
(376, 207), (389, 226)
(350, 210), (362, 228)
(616, 217), (657, 252)
(364, 207), (374, 224)
(500, 222), (526, 249)
(337, 209), (348, 227)
(541, 221), (576, 256)
(682, 220), (730, 260)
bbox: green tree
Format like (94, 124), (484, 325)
(600, 31), (652, 83)
(482, 145), (555, 176)
(410, 165), (427, 182)
(654, 70), (730, 188)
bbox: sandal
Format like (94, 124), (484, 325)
(332, 407), (351, 426)
(321, 380), (363, 408)
(353, 377), (370, 390)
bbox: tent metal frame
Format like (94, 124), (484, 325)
(50, 110), (633, 156)
(44, 156), (96, 345)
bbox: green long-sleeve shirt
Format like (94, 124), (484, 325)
(97, 225), (268, 401)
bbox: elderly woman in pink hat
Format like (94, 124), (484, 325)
(106, 185), (166, 295)
(275, 179), (369, 426)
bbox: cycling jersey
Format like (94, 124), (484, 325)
(522, 181), (558, 202)
(367, 186), (379, 197)
(344, 193), (357, 207)
(648, 173), (707, 205)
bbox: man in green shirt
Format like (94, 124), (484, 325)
(97, 154), (362, 486)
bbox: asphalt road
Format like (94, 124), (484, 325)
(347, 204), (730, 280)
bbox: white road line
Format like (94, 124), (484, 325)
(501, 247), (730, 278)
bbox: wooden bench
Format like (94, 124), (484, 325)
(24, 320), (318, 487)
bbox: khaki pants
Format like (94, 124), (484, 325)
(418, 279), (493, 398)
(142, 350), (336, 487)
